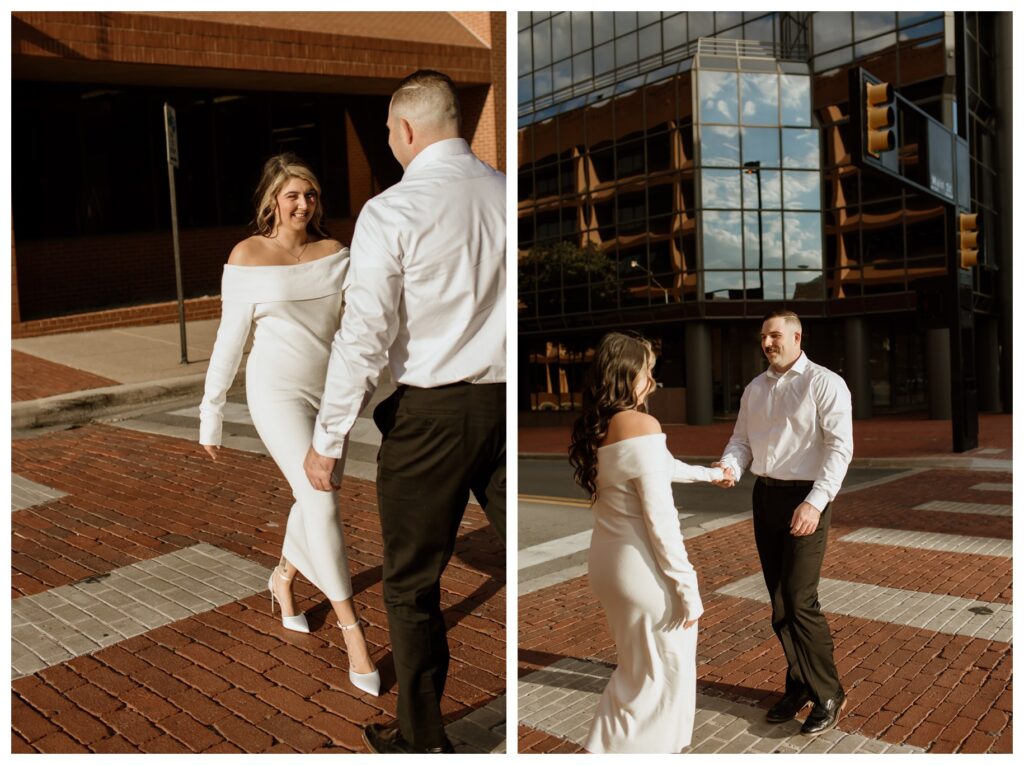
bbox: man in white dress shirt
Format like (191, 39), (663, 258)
(302, 70), (505, 754)
(715, 310), (853, 736)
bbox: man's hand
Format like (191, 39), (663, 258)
(304, 446), (339, 492)
(790, 502), (821, 536)
(711, 462), (736, 488)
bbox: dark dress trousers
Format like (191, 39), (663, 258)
(373, 381), (505, 748)
(752, 478), (841, 704)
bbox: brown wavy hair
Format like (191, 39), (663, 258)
(568, 332), (654, 499)
(251, 153), (330, 239)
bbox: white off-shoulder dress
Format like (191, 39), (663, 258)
(584, 433), (724, 754)
(199, 249), (357, 601)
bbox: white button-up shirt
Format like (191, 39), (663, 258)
(312, 137), (506, 457)
(719, 352), (853, 512)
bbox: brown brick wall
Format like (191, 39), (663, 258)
(450, 12), (492, 46)
(346, 112), (375, 214)
(12, 12), (492, 86)
(10, 11), (502, 333)
(12, 216), (357, 336)
(11, 296), (223, 339)
(490, 11), (506, 174)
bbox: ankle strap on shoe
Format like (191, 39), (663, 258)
(338, 619), (364, 632)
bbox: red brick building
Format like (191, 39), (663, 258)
(10, 11), (505, 337)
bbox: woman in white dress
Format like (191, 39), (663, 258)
(199, 153), (379, 695)
(568, 332), (733, 753)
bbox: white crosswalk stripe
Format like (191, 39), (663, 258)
(716, 575), (1011, 642)
(840, 527), (1011, 558)
(11, 474), (68, 512)
(914, 500), (1012, 517)
(10, 544), (271, 680)
(971, 483), (1012, 492)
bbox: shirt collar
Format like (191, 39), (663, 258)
(766, 351), (809, 379)
(403, 137), (471, 177)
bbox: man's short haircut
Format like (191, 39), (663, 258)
(763, 309), (802, 333)
(390, 69), (461, 133)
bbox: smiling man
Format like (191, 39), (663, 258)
(714, 310), (853, 737)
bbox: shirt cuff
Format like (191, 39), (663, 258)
(719, 456), (742, 482)
(199, 416), (223, 447)
(311, 417), (348, 459)
(804, 488), (829, 513)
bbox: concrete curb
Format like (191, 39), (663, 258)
(518, 452), (1012, 471)
(12, 373), (244, 430)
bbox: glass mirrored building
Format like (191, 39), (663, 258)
(518, 11), (1010, 425)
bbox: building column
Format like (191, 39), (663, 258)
(926, 328), (952, 420)
(685, 321), (713, 425)
(843, 317), (872, 420)
(976, 317), (1001, 412)
(995, 11), (1013, 413)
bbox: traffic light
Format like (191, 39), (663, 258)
(865, 81), (896, 157)
(958, 212), (981, 269)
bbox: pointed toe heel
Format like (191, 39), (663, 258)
(268, 568), (310, 634)
(339, 619), (381, 696)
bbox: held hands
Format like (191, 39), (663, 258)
(711, 462), (736, 488)
(303, 445), (339, 492)
(790, 502), (821, 536)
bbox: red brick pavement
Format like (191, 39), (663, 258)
(518, 467), (1012, 753)
(11, 350), (118, 402)
(518, 725), (585, 753)
(11, 424), (505, 753)
(520, 412), (1013, 459)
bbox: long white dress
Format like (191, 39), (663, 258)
(584, 433), (723, 754)
(199, 249), (356, 601)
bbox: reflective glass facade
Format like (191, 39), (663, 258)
(518, 11), (1009, 420)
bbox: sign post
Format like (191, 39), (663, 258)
(164, 103), (188, 364)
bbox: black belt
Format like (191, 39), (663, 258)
(757, 476), (814, 488)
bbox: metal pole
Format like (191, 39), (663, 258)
(167, 159), (188, 364)
(756, 170), (764, 293)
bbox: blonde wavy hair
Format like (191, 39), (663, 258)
(251, 153), (329, 238)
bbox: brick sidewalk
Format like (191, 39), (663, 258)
(520, 412), (1013, 460)
(518, 468), (1012, 754)
(11, 351), (118, 402)
(11, 424), (505, 753)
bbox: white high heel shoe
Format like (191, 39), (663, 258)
(268, 567), (309, 633)
(339, 619), (381, 696)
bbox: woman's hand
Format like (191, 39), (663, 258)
(203, 445), (219, 461)
(683, 619), (698, 630)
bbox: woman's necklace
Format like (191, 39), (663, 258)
(272, 235), (309, 262)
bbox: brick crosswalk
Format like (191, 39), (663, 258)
(518, 467), (1012, 754)
(11, 420), (505, 753)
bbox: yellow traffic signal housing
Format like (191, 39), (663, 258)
(865, 81), (896, 156)
(958, 212), (981, 269)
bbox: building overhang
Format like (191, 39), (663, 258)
(12, 11), (493, 92)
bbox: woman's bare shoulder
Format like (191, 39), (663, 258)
(604, 410), (662, 445)
(227, 236), (269, 266)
